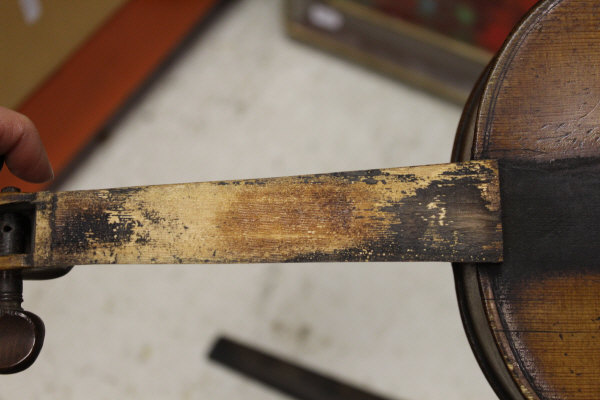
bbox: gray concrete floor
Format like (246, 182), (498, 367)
(3, 1), (497, 399)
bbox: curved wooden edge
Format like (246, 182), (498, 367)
(451, 64), (526, 400)
(474, 0), (561, 160)
(473, 0), (562, 158)
(466, 0), (574, 399)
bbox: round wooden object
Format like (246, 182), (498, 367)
(454, 1), (600, 399)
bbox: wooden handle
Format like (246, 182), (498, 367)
(0, 160), (502, 269)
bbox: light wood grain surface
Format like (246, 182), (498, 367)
(1, 161), (501, 269)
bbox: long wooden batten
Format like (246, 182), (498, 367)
(0, 160), (502, 269)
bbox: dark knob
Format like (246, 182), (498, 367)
(0, 271), (45, 374)
(0, 310), (44, 374)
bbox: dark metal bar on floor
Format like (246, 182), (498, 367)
(208, 336), (400, 400)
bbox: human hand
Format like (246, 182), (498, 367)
(0, 106), (53, 183)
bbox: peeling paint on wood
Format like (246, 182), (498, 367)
(0, 160), (502, 269)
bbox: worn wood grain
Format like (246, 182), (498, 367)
(0, 161), (501, 269)
(461, 0), (600, 399)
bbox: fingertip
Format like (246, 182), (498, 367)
(0, 107), (53, 184)
(31, 163), (54, 184)
(35, 147), (54, 183)
(5, 141), (54, 183)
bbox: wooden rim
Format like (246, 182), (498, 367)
(451, 65), (524, 400)
(475, 0), (561, 158)
(452, 1), (568, 399)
